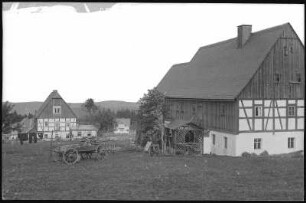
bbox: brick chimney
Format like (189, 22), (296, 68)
(237, 25), (252, 48)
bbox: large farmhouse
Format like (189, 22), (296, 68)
(157, 23), (304, 156)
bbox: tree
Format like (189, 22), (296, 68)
(94, 108), (115, 133)
(82, 98), (98, 114)
(2, 101), (26, 134)
(136, 87), (169, 152)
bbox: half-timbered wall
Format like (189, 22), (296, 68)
(239, 99), (304, 132)
(239, 26), (305, 99)
(37, 118), (77, 132)
(238, 26), (304, 133)
(166, 98), (238, 134)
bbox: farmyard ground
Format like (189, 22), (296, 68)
(2, 139), (304, 200)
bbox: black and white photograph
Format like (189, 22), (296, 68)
(2, 2), (304, 200)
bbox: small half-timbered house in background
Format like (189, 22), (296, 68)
(35, 90), (78, 140)
(157, 23), (304, 156)
(35, 90), (97, 140)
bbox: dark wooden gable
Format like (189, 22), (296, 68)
(238, 24), (305, 99)
(36, 90), (77, 119)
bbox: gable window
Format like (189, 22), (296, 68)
(254, 138), (262, 150)
(274, 73), (280, 83)
(44, 134), (48, 139)
(53, 106), (61, 115)
(288, 137), (295, 149)
(212, 134), (216, 145)
(288, 105), (296, 117)
(224, 137), (228, 149)
(254, 106), (263, 117)
(296, 73), (301, 83)
(283, 46), (289, 56)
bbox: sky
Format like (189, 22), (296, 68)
(2, 3), (304, 103)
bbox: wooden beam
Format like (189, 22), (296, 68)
(264, 100), (272, 130)
(241, 100), (252, 131)
(275, 100), (283, 130)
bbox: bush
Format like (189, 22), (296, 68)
(251, 153), (258, 157)
(241, 152), (251, 158)
(259, 150), (269, 157)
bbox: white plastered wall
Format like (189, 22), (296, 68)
(208, 131), (237, 156)
(236, 131), (304, 156)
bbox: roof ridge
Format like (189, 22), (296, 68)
(172, 62), (189, 68)
(198, 37), (234, 51)
(251, 22), (289, 36)
(196, 22), (289, 52)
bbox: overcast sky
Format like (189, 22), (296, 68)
(3, 3), (304, 103)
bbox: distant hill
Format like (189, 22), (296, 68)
(8, 100), (139, 117)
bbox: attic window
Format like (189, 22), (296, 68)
(274, 73), (280, 83)
(284, 46), (289, 56)
(53, 106), (61, 115)
(296, 73), (301, 83)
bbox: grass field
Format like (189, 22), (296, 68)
(2, 139), (304, 200)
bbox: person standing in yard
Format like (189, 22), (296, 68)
(19, 134), (23, 145)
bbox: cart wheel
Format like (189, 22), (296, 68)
(52, 151), (62, 162)
(63, 148), (79, 165)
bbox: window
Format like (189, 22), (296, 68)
(55, 122), (60, 131)
(274, 73), (280, 83)
(288, 137), (295, 149)
(296, 73), (301, 83)
(77, 132), (82, 137)
(44, 121), (49, 127)
(224, 137), (227, 149)
(44, 134), (48, 139)
(53, 106), (61, 114)
(288, 105), (296, 117)
(254, 138), (262, 150)
(87, 133), (91, 137)
(254, 106), (263, 117)
(284, 46), (289, 56)
(212, 134), (216, 145)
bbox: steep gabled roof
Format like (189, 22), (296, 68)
(157, 23), (296, 100)
(19, 117), (35, 134)
(35, 90), (77, 119)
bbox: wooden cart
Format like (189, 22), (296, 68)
(51, 141), (107, 165)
